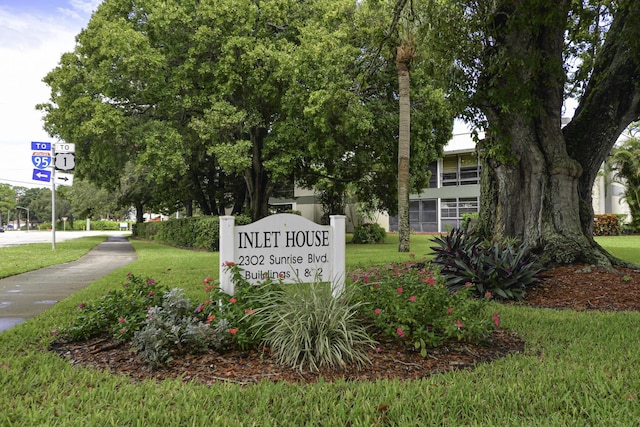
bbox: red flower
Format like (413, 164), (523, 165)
(78, 302), (85, 309)
(118, 317), (126, 324)
(409, 253), (415, 258)
(222, 261), (235, 267)
(203, 277), (212, 284)
(205, 285), (215, 292)
(493, 312), (501, 327)
(485, 291), (492, 299)
(147, 291), (155, 297)
(374, 308), (381, 315)
(146, 278), (157, 285)
(396, 328), (405, 338)
(229, 328), (238, 335)
(456, 320), (463, 329)
(229, 297), (237, 304)
(422, 277), (436, 286)
(397, 287), (404, 294)
(363, 274), (370, 283)
(447, 307), (453, 315)
(207, 314), (215, 324)
(409, 295), (417, 302)
(245, 309), (255, 314)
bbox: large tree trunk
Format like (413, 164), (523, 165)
(474, 0), (640, 268)
(135, 202), (144, 224)
(244, 129), (273, 221)
(478, 112), (603, 266)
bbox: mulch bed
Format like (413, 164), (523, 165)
(49, 262), (640, 385)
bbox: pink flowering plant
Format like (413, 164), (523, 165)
(196, 261), (271, 350)
(353, 262), (498, 357)
(57, 273), (167, 341)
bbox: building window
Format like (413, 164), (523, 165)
(441, 153), (480, 186)
(271, 175), (295, 199)
(390, 199), (438, 232)
(441, 197), (479, 230)
(427, 162), (438, 188)
(269, 203), (295, 214)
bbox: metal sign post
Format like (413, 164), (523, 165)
(51, 144), (56, 250)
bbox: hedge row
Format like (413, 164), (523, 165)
(593, 214), (621, 236)
(37, 220), (129, 231)
(132, 215), (252, 251)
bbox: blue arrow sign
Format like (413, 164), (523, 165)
(32, 169), (51, 183)
(31, 141), (52, 151)
(32, 155), (52, 169)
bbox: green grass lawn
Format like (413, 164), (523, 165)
(1, 235), (640, 425)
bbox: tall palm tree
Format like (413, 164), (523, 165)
(397, 33), (416, 252)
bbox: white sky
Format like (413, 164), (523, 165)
(0, 0), (101, 188)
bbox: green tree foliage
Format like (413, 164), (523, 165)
(0, 183), (16, 227)
(39, 0), (454, 222)
(610, 133), (640, 232)
(58, 180), (120, 220)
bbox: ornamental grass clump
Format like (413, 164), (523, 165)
(354, 264), (497, 357)
(57, 273), (167, 341)
(249, 282), (376, 372)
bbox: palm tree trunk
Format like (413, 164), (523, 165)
(397, 51), (411, 252)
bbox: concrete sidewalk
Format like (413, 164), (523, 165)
(0, 236), (137, 332)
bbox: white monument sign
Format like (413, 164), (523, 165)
(219, 214), (345, 296)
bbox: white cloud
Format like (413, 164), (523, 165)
(0, 2), (98, 187)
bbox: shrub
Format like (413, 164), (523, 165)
(593, 214), (621, 236)
(249, 282), (376, 372)
(354, 265), (496, 356)
(351, 223), (387, 244)
(430, 228), (542, 301)
(58, 273), (167, 341)
(461, 212), (479, 231)
(132, 289), (228, 368)
(133, 215), (251, 250)
(197, 263), (271, 350)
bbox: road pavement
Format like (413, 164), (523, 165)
(0, 235), (137, 332)
(0, 229), (130, 248)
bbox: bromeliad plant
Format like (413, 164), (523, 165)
(354, 264), (498, 357)
(430, 228), (542, 301)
